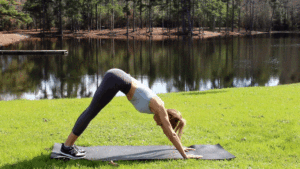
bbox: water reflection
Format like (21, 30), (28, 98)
(0, 33), (299, 100)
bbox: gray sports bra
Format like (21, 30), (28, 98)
(129, 79), (163, 114)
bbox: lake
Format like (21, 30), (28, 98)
(0, 33), (299, 100)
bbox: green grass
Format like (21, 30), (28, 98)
(0, 84), (299, 169)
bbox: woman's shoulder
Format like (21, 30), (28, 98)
(150, 96), (165, 112)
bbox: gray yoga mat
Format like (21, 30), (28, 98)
(50, 143), (235, 161)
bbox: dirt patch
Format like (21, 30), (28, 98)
(0, 32), (29, 47)
(0, 28), (267, 47)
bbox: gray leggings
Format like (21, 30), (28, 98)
(72, 68), (132, 136)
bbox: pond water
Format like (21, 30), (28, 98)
(0, 33), (300, 101)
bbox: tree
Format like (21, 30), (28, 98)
(133, 0), (136, 32)
(58, 0), (63, 35)
(111, 0), (114, 30)
(23, 0), (42, 30)
(226, 0), (229, 32)
(237, 0), (241, 32)
(137, 0), (146, 29)
(206, 0), (223, 32)
(148, 0), (153, 33)
(123, 0), (130, 34)
(231, 0), (234, 32)
(195, 0), (203, 33)
(0, 0), (32, 30)
(11, 0), (300, 33)
(180, 0), (193, 34)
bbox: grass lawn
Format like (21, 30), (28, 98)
(0, 83), (299, 169)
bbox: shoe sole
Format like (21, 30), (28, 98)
(74, 149), (86, 154)
(59, 151), (86, 159)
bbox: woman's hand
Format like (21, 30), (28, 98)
(183, 147), (196, 152)
(179, 146), (195, 152)
(185, 154), (203, 159)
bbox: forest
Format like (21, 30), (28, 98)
(1, 0), (300, 33)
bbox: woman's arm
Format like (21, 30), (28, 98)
(150, 98), (188, 158)
(156, 110), (202, 159)
(157, 107), (188, 158)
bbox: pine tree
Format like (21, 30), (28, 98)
(0, 0), (32, 30)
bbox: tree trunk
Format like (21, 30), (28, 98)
(238, 0), (240, 32)
(226, 0), (229, 32)
(139, 0), (143, 29)
(291, 5), (294, 30)
(100, 3), (102, 31)
(203, 0), (206, 31)
(198, 0), (202, 33)
(177, 0), (180, 33)
(192, 0), (194, 32)
(59, 0), (63, 35)
(73, 17), (75, 32)
(96, 3), (98, 30)
(111, 0), (114, 30)
(77, 19), (79, 32)
(43, 0), (45, 34)
(133, 0), (136, 32)
(35, 17), (37, 31)
(212, 15), (216, 32)
(71, 16), (74, 32)
(88, 10), (90, 32)
(167, 0), (171, 33)
(245, 0), (248, 32)
(166, 0), (169, 32)
(269, 2), (275, 32)
(127, 0), (129, 34)
(162, 0), (164, 30)
(181, 0), (186, 33)
(149, 0), (152, 33)
(187, 0), (192, 34)
(91, 6), (93, 30)
(250, 0), (252, 32)
(199, 16), (201, 34)
(219, 7), (221, 32)
(231, 0), (234, 32)
(251, 0), (254, 31)
(162, 10), (164, 30)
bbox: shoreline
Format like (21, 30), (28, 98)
(0, 33), (29, 47)
(0, 27), (295, 47)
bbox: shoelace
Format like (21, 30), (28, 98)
(72, 145), (84, 153)
(70, 147), (79, 155)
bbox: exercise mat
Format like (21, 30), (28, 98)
(50, 143), (235, 160)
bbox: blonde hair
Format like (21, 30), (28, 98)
(167, 109), (182, 129)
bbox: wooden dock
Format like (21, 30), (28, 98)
(0, 50), (68, 55)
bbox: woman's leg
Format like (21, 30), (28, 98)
(64, 69), (132, 146)
(64, 132), (78, 146)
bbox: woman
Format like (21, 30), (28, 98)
(60, 68), (202, 159)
